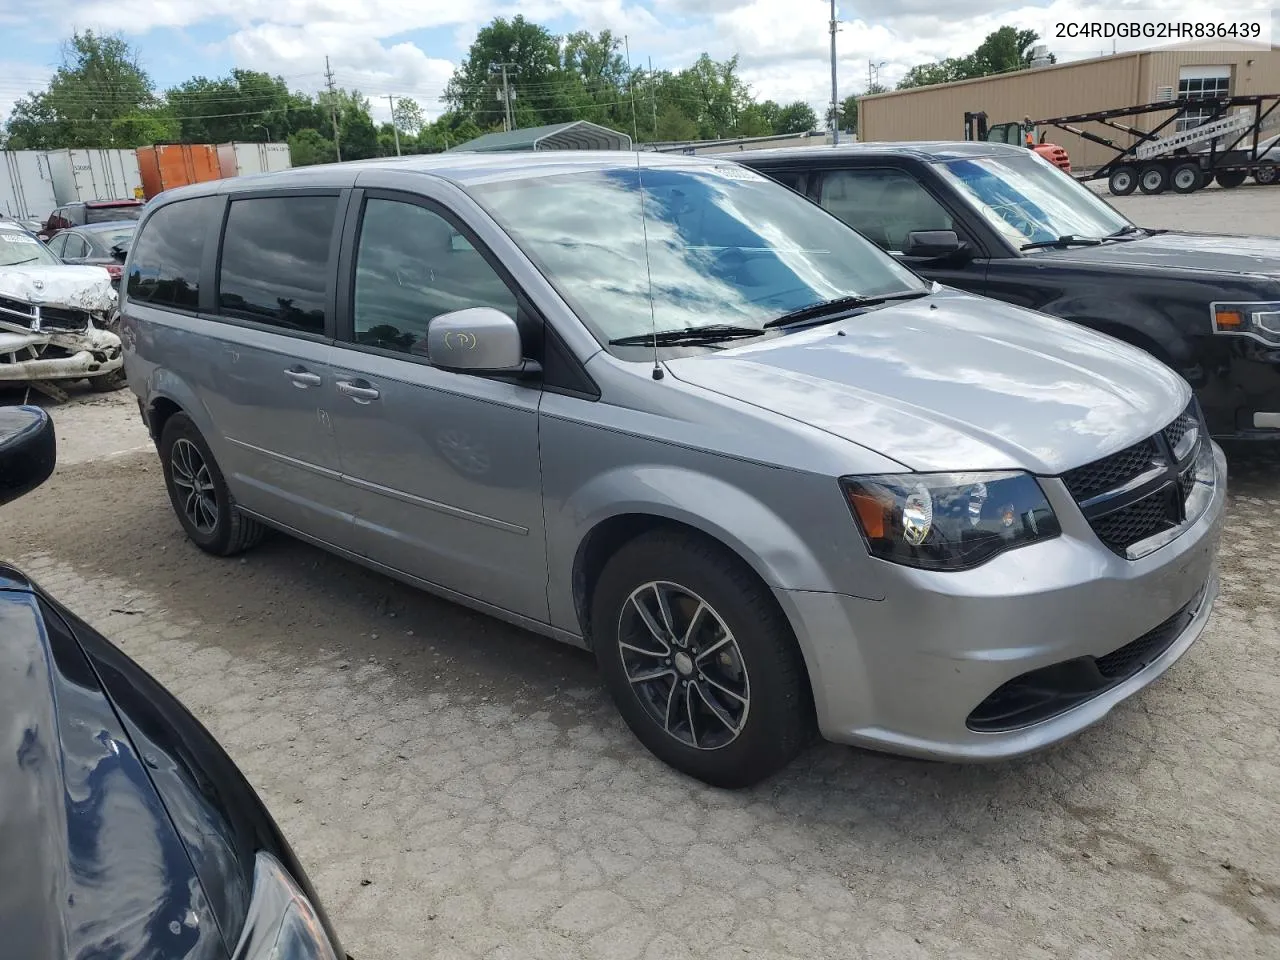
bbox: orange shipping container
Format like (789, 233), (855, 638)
(136, 144), (222, 200)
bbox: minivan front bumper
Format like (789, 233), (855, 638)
(776, 441), (1228, 762)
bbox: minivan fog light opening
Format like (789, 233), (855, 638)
(841, 471), (1061, 571)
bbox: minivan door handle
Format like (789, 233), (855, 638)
(336, 379), (380, 404)
(284, 366), (322, 388)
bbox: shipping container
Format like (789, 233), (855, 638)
(46, 148), (144, 205)
(0, 151), (58, 222)
(136, 143), (222, 200)
(216, 141), (292, 178)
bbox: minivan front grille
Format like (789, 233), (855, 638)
(1061, 400), (1207, 558)
(1062, 438), (1159, 502)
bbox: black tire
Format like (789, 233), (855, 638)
(1138, 163), (1169, 194)
(87, 366), (127, 392)
(591, 528), (814, 789)
(1215, 169), (1248, 189)
(1255, 165), (1278, 186)
(160, 413), (265, 556)
(1170, 161), (1203, 194)
(1108, 166), (1138, 196)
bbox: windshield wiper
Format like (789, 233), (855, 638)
(7, 257), (40, 265)
(1104, 225), (1147, 242)
(608, 324), (764, 347)
(762, 290), (930, 329)
(1020, 235), (1105, 251)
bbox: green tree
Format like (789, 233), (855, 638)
(973, 27), (1050, 73)
(775, 101), (818, 134)
(288, 128), (336, 166)
(166, 70), (292, 143)
(5, 30), (159, 148)
(446, 16), (573, 130)
(319, 89), (379, 160)
(392, 97), (425, 135)
(898, 28), (1053, 90)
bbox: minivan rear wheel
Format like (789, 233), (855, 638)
(160, 413), (265, 556)
(591, 529), (813, 788)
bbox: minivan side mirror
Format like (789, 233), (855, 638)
(423, 307), (535, 377)
(903, 230), (969, 261)
(0, 406), (56, 507)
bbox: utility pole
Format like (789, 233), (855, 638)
(324, 56), (342, 161)
(386, 94), (401, 156)
(828, 1), (840, 145)
(625, 35), (639, 145)
(496, 64), (517, 132)
(649, 56), (658, 138)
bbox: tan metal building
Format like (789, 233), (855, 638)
(860, 41), (1280, 170)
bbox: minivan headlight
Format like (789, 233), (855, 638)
(1211, 301), (1280, 344)
(232, 852), (340, 960)
(840, 471), (1061, 571)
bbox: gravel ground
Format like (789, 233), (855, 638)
(3, 185), (1279, 960)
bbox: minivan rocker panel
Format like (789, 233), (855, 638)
(120, 151), (1225, 788)
(665, 288), (1191, 474)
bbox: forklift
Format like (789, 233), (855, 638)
(964, 111), (1072, 172)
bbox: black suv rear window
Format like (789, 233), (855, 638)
(216, 196), (337, 335)
(87, 205), (142, 223)
(126, 196), (220, 311)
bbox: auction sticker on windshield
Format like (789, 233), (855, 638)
(712, 165), (767, 181)
(1, 231), (38, 244)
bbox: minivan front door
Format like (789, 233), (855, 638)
(326, 192), (548, 623)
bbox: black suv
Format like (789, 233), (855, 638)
(735, 141), (1280, 440)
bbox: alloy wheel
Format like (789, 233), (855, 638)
(616, 581), (750, 750)
(170, 437), (219, 534)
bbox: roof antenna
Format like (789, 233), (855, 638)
(634, 150), (664, 380)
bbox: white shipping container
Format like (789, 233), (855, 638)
(46, 148), (144, 205)
(216, 141), (293, 178)
(0, 151), (58, 222)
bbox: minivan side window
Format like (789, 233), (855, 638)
(817, 168), (954, 253)
(126, 196), (220, 310)
(351, 197), (517, 354)
(218, 195), (337, 336)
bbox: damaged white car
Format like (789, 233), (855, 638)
(0, 221), (125, 399)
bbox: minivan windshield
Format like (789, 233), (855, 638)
(935, 152), (1133, 250)
(466, 163), (927, 347)
(0, 227), (61, 267)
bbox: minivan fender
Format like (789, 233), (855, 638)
(142, 369), (218, 447)
(549, 464), (845, 640)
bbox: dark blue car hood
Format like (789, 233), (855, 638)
(0, 569), (224, 960)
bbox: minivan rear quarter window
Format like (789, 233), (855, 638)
(127, 196), (220, 310)
(217, 195), (337, 335)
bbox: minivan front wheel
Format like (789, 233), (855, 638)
(160, 414), (265, 556)
(592, 529), (813, 788)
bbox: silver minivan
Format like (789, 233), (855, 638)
(121, 152), (1226, 787)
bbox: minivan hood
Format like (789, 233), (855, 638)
(1038, 230), (1280, 280)
(663, 289), (1190, 474)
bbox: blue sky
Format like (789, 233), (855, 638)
(1, 1), (1275, 129)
